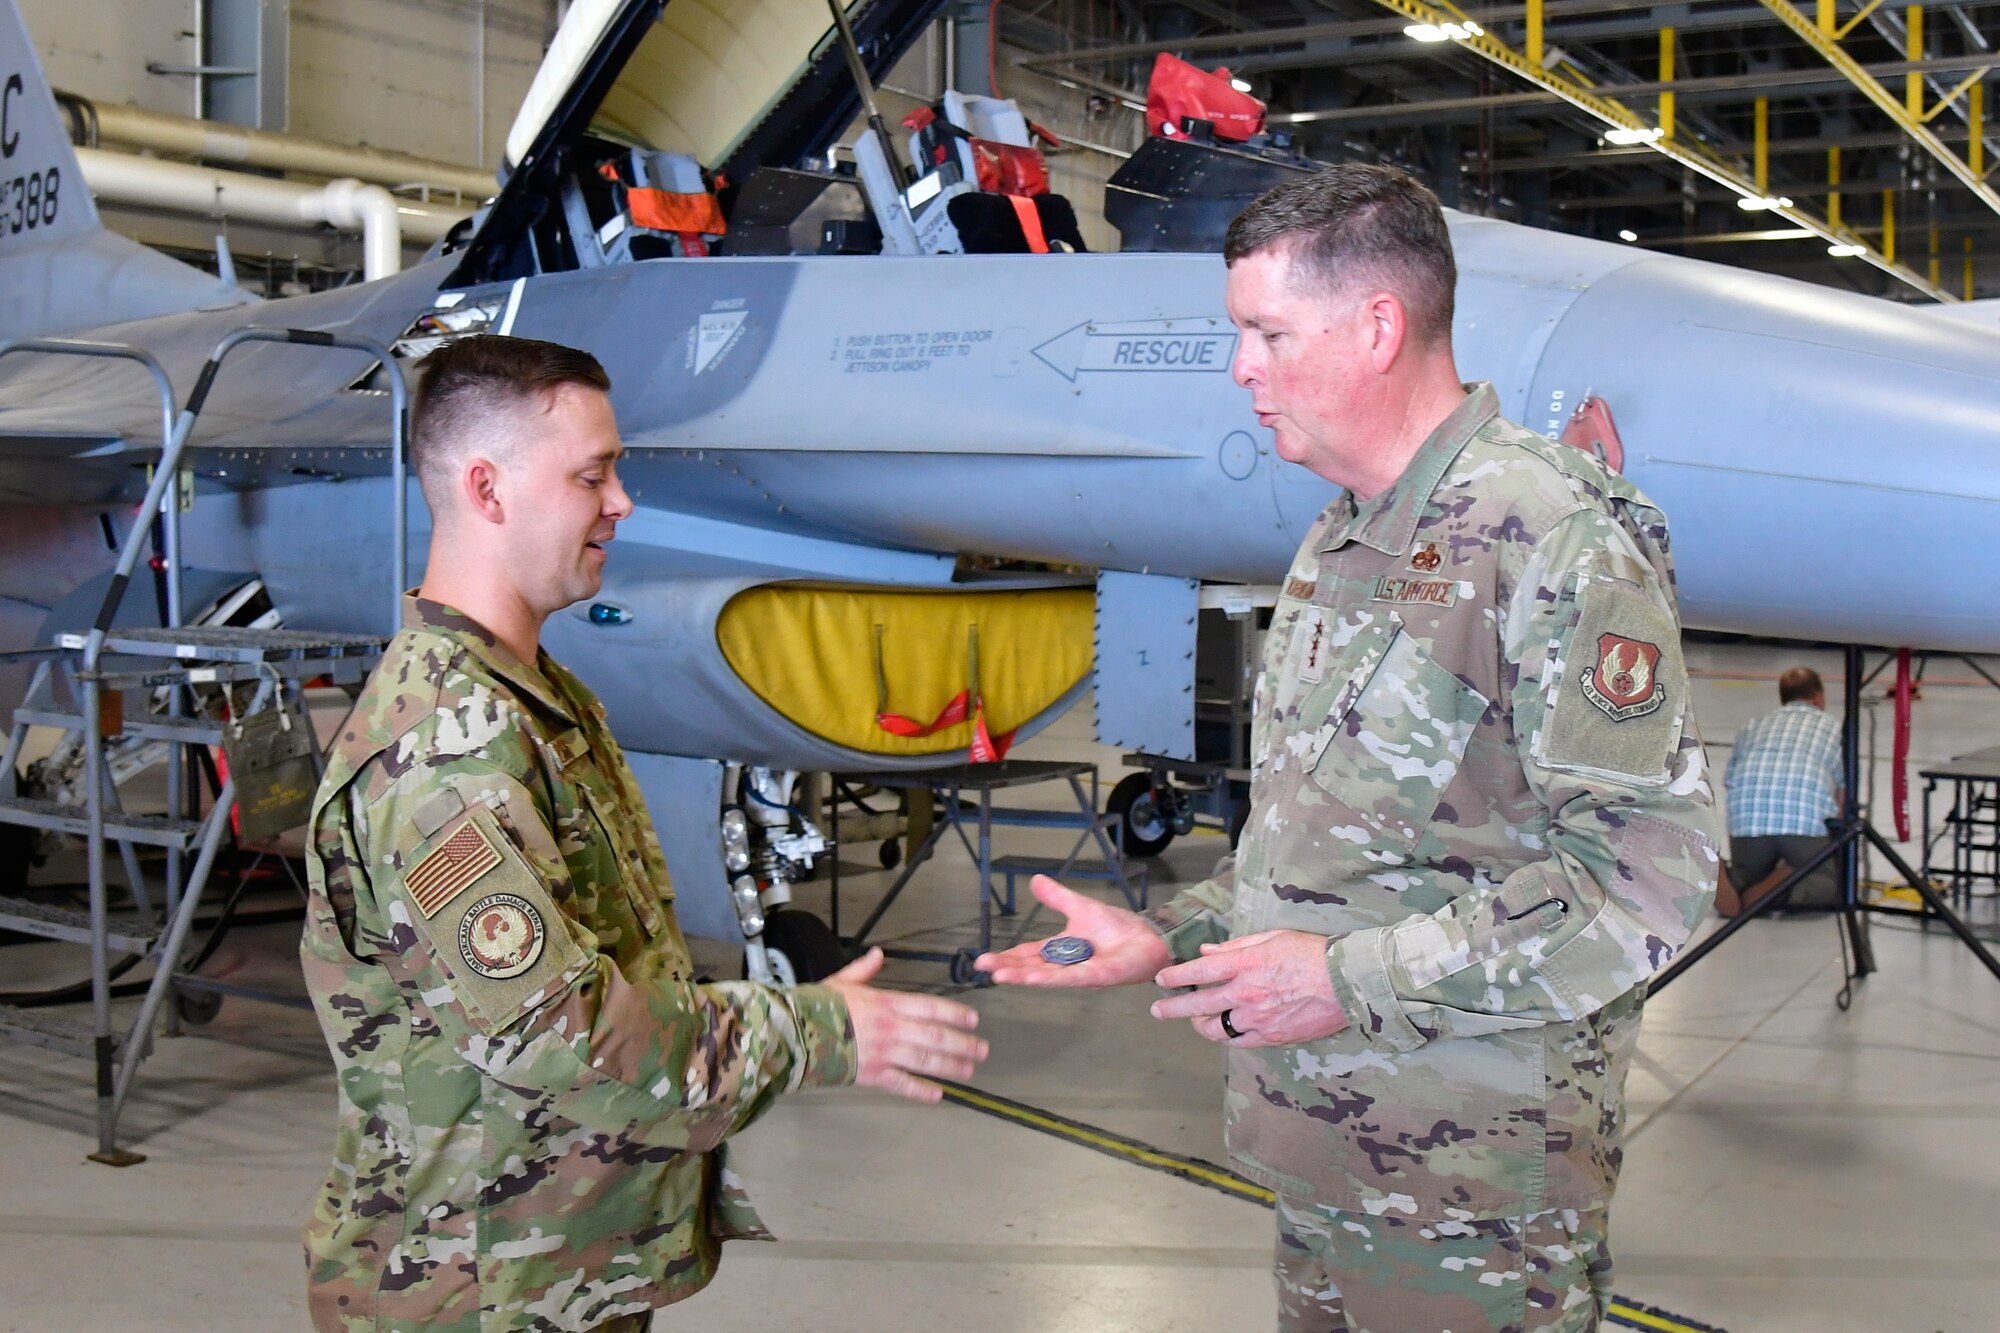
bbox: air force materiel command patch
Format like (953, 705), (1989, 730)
(406, 817), (503, 918)
(1580, 633), (1667, 721)
(458, 892), (546, 979)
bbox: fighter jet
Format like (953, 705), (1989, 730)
(4, 0), (2000, 964)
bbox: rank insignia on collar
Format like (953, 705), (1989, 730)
(1580, 633), (1667, 720)
(1407, 540), (1445, 573)
(1294, 607), (1329, 683)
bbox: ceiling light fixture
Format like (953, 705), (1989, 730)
(1619, 229), (1639, 242)
(1827, 243), (1867, 257)
(1737, 195), (1794, 211)
(1603, 127), (1665, 146)
(1404, 21), (1481, 41)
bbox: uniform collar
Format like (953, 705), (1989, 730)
(1318, 382), (1500, 557)
(402, 594), (579, 724)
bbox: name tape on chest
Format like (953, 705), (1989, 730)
(1371, 576), (1460, 607)
(407, 818), (503, 918)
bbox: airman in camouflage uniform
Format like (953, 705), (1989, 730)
(980, 167), (1717, 1331)
(304, 335), (985, 1332)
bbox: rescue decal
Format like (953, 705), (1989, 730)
(1580, 633), (1667, 721)
(1032, 318), (1236, 382)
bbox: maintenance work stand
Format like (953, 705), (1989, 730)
(832, 759), (1146, 983)
(0, 330), (406, 1165)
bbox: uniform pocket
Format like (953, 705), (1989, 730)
(1304, 622), (1487, 864)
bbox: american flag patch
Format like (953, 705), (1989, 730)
(406, 818), (503, 918)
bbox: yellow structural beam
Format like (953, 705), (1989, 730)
(1828, 146), (1842, 227)
(1907, 6), (1923, 117)
(1755, 97), (1770, 190)
(1973, 82), (1986, 178)
(1365, 0), (1952, 299)
(1758, 0), (2000, 225)
(1659, 27), (1675, 140)
(1528, 0), (1543, 70)
(1884, 190), (1896, 263)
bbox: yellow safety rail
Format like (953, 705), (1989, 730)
(1367, 0), (1954, 300)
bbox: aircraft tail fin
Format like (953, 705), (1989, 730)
(0, 0), (98, 253)
(0, 0), (251, 336)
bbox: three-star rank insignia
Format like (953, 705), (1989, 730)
(1407, 540), (1444, 573)
(458, 892), (547, 979)
(1580, 633), (1667, 721)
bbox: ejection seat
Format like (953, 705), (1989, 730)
(558, 147), (727, 266)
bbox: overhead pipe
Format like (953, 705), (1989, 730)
(75, 147), (472, 280)
(62, 92), (497, 201)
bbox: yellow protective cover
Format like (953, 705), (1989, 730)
(716, 584), (1095, 756)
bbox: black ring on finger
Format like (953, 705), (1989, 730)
(1220, 1009), (1243, 1040)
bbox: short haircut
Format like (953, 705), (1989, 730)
(1779, 666), (1824, 704)
(1223, 163), (1457, 345)
(409, 334), (612, 506)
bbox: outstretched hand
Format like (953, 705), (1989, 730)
(1149, 929), (1348, 1047)
(975, 875), (1170, 988)
(825, 947), (988, 1102)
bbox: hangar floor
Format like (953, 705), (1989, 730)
(2, 639), (1997, 1332)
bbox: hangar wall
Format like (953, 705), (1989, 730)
(19, 0), (555, 171)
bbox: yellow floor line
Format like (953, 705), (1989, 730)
(937, 1080), (1723, 1331)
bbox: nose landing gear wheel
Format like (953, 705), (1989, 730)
(754, 909), (850, 984)
(1107, 773), (1175, 857)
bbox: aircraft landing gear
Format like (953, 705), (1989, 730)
(1107, 772), (1186, 857)
(756, 909), (849, 984)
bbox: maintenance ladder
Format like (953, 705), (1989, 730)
(0, 330), (407, 1164)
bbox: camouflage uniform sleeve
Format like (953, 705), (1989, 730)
(350, 755), (856, 1148)
(1144, 858), (1236, 963)
(1326, 508), (1722, 1048)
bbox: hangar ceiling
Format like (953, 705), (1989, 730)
(994, 0), (1999, 299)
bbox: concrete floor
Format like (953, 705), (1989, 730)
(3, 639), (1999, 1332)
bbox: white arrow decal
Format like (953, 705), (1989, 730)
(1031, 319), (1237, 382)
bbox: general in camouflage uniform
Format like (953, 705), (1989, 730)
(980, 167), (1718, 1332)
(303, 335), (984, 1332)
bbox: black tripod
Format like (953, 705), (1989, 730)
(1651, 644), (2000, 1003)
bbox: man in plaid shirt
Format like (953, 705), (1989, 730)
(1722, 666), (1844, 914)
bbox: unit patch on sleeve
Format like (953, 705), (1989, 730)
(395, 803), (589, 1032)
(1539, 576), (1686, 783)
(1579, 633), (1666, 721)
(457, 892), (546, 979)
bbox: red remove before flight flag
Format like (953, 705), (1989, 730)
(1145, 53), (1265, 141)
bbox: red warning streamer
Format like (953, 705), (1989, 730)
(1893, 648), (1913, 842)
